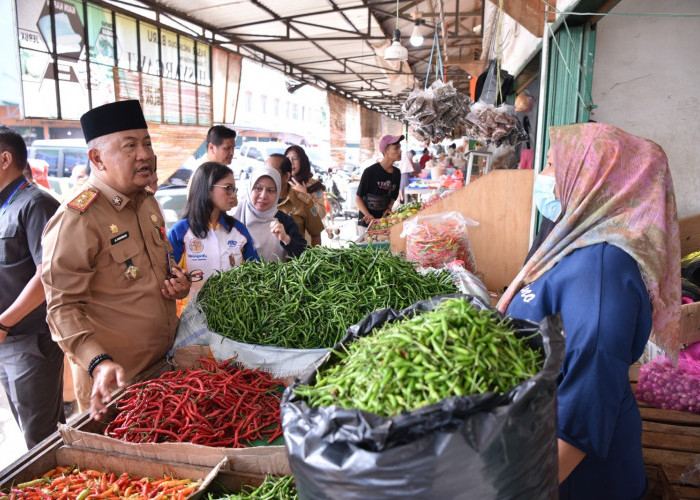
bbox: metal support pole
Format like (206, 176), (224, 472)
(529, 4), (551, 249)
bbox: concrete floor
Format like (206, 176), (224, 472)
(0, 388), (28, 471)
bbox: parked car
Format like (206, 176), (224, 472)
(233, 141), (290, 179)
(154, 185), (187, 230)
(27, 138), (88, 178)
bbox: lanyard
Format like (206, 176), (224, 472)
(0, 180), (28, 217)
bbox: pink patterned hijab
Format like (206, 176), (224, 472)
(498, 123), (680, 357)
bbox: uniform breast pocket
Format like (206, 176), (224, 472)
(0, 225), (18, 262)
(107, 238), (144, 288)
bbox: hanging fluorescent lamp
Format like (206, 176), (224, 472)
(410, 19), (424, 47)
(385, 29), (408, 61)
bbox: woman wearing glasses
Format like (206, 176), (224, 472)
(234, 165), (307, 262)
(167, 162), (259, 300)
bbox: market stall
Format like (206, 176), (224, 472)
(391, 168), (534, 293)
(5, 173), (698, 498)
(2, 239), (564, 499)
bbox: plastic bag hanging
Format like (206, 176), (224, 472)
(478, 59), (501, 106)
(401, 24), (471, 144)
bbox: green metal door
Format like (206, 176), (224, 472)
(540, 24), (596, 164)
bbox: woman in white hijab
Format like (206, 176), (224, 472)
(234, 165), (307, 261)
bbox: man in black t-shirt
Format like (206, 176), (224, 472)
(356, 134), (403, 228)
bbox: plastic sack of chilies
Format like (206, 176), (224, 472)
(168, 302), (329, 379)
(634, 341), (700, 413)
(281, 294), (565, 499)
(401, 211), (478, 273)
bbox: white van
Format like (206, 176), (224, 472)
(27, 138), (88, 178)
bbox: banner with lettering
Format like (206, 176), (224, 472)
(116, 13), (138, 71)
(180, 36), (196, 84)
(87, 3), (114, 65)
(196, 41), (210, 86)
(13, 0), (212, 124)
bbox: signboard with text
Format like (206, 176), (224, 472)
(14, 0), (211, 124)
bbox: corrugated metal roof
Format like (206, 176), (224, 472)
(145, 0), (488, 117)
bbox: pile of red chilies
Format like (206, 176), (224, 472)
(104, 358), (284, 447)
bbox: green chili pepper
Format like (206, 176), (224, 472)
(198, 246), (458, 349)
(294, 298), (544, 417)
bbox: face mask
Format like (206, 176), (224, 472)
(533, 174), (561, 221)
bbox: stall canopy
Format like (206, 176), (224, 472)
(135, 0), (541, 117)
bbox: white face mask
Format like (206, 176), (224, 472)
(533, 174), (562, 221)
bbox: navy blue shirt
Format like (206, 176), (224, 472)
(506, 243), (651, 500)
(275, 210), (307, 258)
(0, 176), (59, 335)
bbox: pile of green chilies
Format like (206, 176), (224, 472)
(293, 297), (543, 417)
(197, 246), (458, 348)
(207, 475), (297, 500)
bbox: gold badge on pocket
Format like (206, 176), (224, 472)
(124, 265), (140, 280)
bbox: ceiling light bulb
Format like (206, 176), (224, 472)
(385, 29), (408, 61)
(410, 22), (424, 47)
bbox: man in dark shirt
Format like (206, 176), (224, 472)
(356, 134), (403, 228)
(0, 126), (64, 448)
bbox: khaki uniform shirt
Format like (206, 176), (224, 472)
(41, 175), (178, 409)
(278, 186), (324, 243)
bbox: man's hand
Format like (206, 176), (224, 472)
(162, 265), (191, 300)
(90, 360), (125, 420)
(361, 212), (373, 224)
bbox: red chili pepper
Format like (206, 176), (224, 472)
(104, 358), (284, 447)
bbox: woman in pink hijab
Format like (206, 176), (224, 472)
(499, 123), (680, 499)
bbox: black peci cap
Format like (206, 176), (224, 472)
(80, 100), (148, 143)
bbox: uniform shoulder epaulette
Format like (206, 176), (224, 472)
(296, 191), (313, 205)
(67, 189), (99, 212)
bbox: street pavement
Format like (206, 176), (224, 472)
(0, 388), (28, 471)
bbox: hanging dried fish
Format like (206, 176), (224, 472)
(463, 102), (529, 146)
(402, 81), (472, 143)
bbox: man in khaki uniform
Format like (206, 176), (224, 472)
(266, 154), (324, 246)
(41, 100), (191, 420)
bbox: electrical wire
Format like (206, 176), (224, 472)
(395, 0), (400, 31)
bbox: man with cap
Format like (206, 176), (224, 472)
(355, 134), (403, 230)
(0, 125), (64, 449)
(41, 100), (191, 420)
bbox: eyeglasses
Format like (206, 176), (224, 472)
(213, 184), (238, 195)
(166, 251), (204, 282)
(166, 269), (204, 282)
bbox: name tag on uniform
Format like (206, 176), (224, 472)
(111, 232), (129, 245)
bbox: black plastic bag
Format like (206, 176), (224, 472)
(281, 294), (565, 499)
